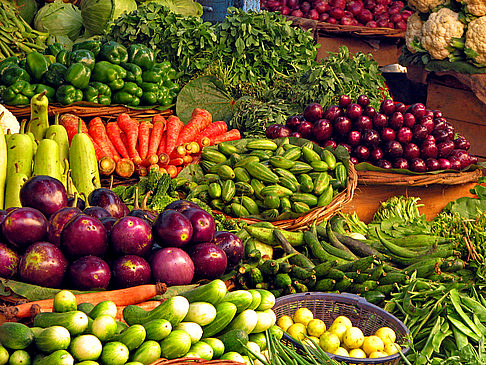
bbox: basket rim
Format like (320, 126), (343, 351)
(274, 292), (411, 364)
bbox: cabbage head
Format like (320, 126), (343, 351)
(81, 0), (138, 36)
(34, 0), (83, 41)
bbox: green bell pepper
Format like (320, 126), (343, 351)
(72, 40), (102, 57)
(127, 44), (155, 71)
(142, 68), (164, 84)
(25, 51), (49, 82)
(140, 82), (159, 93)
(1, 80), (35, 105)
(56, 50), (70, 66)
(158, 86), (172, 105)
(84, 82), (111, 105)
(65, 63), (91, 90)
(163, 79), (179, 94)
(0, 57), (19, 74)
(121, 62), (143, 85)
(45, 43), (65, 58)
(1, 65), (30, 86)
(99, 41), (128, 65)
(33, 84), (55, 101)
(42, 63), (67, 87)
(107, 78), (124, 91)
(112, 91), (140, 106)
(141, 91), (159, 105)
(92, 61), (125, 83)
(120, 82), (143, 98)
(69, 49), (95, 70)
(55, 84), (83, 105)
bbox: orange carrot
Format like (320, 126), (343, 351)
(148, 119), (165, 158)
(183, 155), (193, 165)
(117, 113), (140, 161)
(115, 158), (135, 178)
(2, 283), (166, 320)
(166, 165), (178, 178)
(211, 129), (241, 145)
(138, 121), (151, 160)
(140, 155), (159, 168)
(148, 164), (159, 172)
(176, 108), (212, 146)
(158, 153), (169, 166)
(106, 122), (129, 159)
(169, 145), (186, 160)
(88, 117), (116, 160)
(196, 121), (228, 144)
(136, 165), (148, 177)
(165, 116), (185, 156)
(157, 130), (167, 155)
(170, 158), (184, 166)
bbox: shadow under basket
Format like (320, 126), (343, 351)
(273, 292), (410, 365)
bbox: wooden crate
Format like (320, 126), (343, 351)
(316, 33), (404, 67)
(341, 181), (477, 223)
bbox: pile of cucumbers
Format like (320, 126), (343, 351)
(234, 218), (465, 306)
(0, 280), (282, 365)
(191, 138), (349, 219)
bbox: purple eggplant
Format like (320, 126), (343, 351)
(152, 210), (193, 248)
(68, 255), (111, 290)
(0, 243), (20, 278)
(111, 216), (153, 257)
(19, 176), (68, 218)
(88, 188), (129, 219)
(181, 208), (215, 244)
(61, 214), (108, 259)
(2, 207), (48, 249)
(47, 207), (82, 247)
(111, 255), (152, 288)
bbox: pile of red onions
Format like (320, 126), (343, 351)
(266, 95), (477, 172)
(261, 0), (411, 29)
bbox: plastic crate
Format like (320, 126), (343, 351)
(273, 292), (410, 365)
(200, 0), (260, 23)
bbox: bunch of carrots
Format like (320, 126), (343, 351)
(59, 108), (241, 178)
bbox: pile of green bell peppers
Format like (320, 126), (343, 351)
(0, 40), (180, 107)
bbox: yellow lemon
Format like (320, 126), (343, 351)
(333, 347), (349, 357)
(319, 332), (340, 354)
(362, 335), (385, 355)
(375, 327), (396, 345)
(287, 323), (307, 340)
(307, 319), (326, 337)
(348, 348), (367, 359)
(369, 351), (388, 358)
(343, 327), (364, 349)
(293, 308), (314, 326)
(277, 315), (294, 332)
(328, 322), (348, 342)
(384, 342), (401, 355)
(332, 316), (352, 330)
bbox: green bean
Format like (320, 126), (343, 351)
(450, 289), (483, 339)
(461, 295), (486, 321)
(448, 315), (481, 342)
(432, 321), (451, 353)
(472, 313), (486, 336)
(452, 325), (469, 350)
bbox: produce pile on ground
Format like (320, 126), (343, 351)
(266, 93), (477, 172)
(0, 40), (179, 106)
(262, 0), (410, 29)
(400, 0), (486, 73)
(0, 280), (288, 365)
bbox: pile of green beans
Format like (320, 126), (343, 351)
(0, 1), (51, 60)
(386, 276), (486, 364)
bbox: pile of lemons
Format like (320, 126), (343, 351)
(276, 307), (402, 359)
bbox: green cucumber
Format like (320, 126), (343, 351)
(290, 193), (318, 206)
(313, 172), (330, 195)
(217, 164), (235, 180)
(89, 301), (117, 319)
(226, 309), (258, 334)
(123, 296), (189, 327)
(53, 290), (77, 313)
(184, 302), (217, 326)
(235, 181), (254, 195)
(289, 161), (313, 174)
(202, 302), (238, 338)
(245, 162), (279, 184)
(35, 326), (70, 353)
(176, 322), (203, 344)
(221, 180), (236, 202)
(274, 168), (299, 183)
(269, 156), (296, 169)
(241, 196), (259, 215)
(217, 329), (249, 353)
(235, 156), (259, 168)
(247, 290), (262, 311)
(160, 330), (192, 360)
(201, 338), (225, 359)
(189, 341), (214, 360)
(31, 350), (73, 365)
(129, 340), (161, 365)
(281, 147), (301, 161)
(317, 185), (334, 207)
(252, 309), (276, 333)
(250, 179), (265, 199)
(113, 324), (146, 351)
(263, 195), (280, 209)
(246, 140), (278, 151)
(180, 279), (227, 305)
(234, 167), (251, 183)
(298, 174), (314, 193)
(261, 184), (293, 197)
(302, 145), (321, 163)
(218, 142), (238, 156)
(292, 201), (310, 213)
(69, 334), (102, 362)
(255, 290), (275, 311)
(89, 315), (118, 342)
(142, 319), (172, 341)
(100, 341), (129, 365)
(33, 311), (88, 336)
(208, 182), (222, 199)
(222, 291), (254, 314)
(201, 149), (227, 163)
(231, 203), (249, 217)
(310, 161), (329, 171)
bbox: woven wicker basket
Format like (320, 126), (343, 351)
(273, 292), (410, 365)
(285, 16), (405, 38)
(216, 162), (357, 231)
(5, 104), (173, 121)
(149, 359), (244, 365)
(357, 167), (482, 186)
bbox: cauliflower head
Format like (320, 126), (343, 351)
(462, 0), (486, 16)
(422, 8), (465, 60)
(408, 0), (446, 13)
(405, 12), (424, 53)
(465, 16), (486, 66)
(0, 104), (19, 134)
